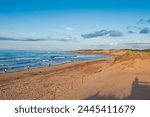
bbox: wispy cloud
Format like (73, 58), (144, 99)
(0, 37), (49, 41)
(127, 19), (150, 34)
(88, 43), (150, 49)
(0, 37), (76, 42)
(65, 27), (73, 31)
(124, 43), (150, 45)
(109, 30), (123, 37)
(126, 26), (141, 34)
(122, 43), (150, 49)
(81, 30), (123, 38)
(81, 30), (108, 38)
(137, 19), (150, 25)
(126, 26), (141, 30)
(128, 30), (136, 34)
(139, 27), (150, 34)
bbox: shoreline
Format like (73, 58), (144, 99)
(0, 49), (150, 100)
(0, 57), (112, 81)
(0, 57), (113, 100)
(0, 51), (108, 74)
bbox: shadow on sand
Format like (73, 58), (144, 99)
(85, 78), (150, 100)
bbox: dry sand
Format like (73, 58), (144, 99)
(0, 50), (150, 100)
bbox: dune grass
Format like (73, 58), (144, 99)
(114, 49), (150, 62)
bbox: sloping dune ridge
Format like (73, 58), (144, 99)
(0, 50), (150, 100)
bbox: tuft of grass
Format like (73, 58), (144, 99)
(114, 52), (130, 62)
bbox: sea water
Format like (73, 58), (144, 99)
(0, 50), (110, 73)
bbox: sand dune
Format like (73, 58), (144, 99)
(0, 50), (150, 100)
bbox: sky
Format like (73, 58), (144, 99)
(0, 0), (150, 50)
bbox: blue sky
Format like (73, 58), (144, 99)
(0, 0), (150, 50)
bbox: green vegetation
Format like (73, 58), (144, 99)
(130, 49), (150, 52)
(114, 50), (150, 63)
(78, 49), (104, 51)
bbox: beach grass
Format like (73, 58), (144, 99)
(114, 49), (150, 62)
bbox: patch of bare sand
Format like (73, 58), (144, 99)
(58, 57), (150, 100)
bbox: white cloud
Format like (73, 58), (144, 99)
(65, 27), (73, 31)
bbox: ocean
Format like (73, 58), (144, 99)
(0, 50), (110, 73)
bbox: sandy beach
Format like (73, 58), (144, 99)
(0, 49), (150, 100)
